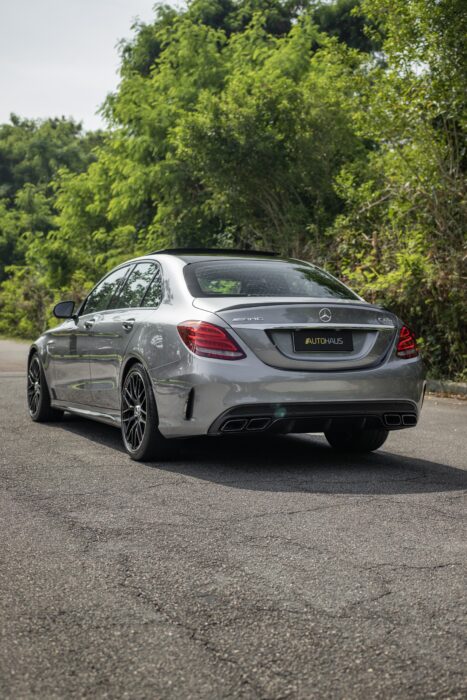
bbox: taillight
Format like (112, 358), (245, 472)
(177, 321), (246, 360)
(396, 325), (419, 359)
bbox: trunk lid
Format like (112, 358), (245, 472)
(193, 297), (397, 371)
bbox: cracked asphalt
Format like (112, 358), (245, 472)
(0, 341), (466, 699)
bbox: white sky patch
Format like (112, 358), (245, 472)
(0, 0), (168, 131)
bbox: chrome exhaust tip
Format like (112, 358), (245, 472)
(384, 413), (402, 427)
(221, 418), (248, 432)
(246, 417), (271, 431)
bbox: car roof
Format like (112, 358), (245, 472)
(150, 248), (281, 263)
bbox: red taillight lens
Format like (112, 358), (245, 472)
(396, 325), (419, 359)
(177, 321), (246, 360)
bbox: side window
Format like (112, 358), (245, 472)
(81, 266), (130, 316)
(116, 263), (156, 309)
(142, 267), (163, 307)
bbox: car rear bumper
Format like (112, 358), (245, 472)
(153, 355), (425, 438)
(208, 400), (419, 435)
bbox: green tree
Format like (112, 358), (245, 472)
(0, 115), (100, 199)
(0, 116), (101, 279)
(330, 0), (466, 378)
(312, 0), (382, 53)
(59, 3), (362, 264)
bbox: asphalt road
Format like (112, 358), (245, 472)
(0, 341), (466, 699)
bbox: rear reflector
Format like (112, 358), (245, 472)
(396, 325), (419, 359)
(178, 321), (246, 360)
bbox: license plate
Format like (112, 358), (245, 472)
(293, 329), (353, 352)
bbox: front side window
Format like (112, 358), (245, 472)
(114, 263), (156, 309)
(183, 260), (359, 300)
(81, 266), (130, 315)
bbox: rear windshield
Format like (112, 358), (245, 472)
(183, 260), (358, 299)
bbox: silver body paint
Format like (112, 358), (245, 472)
(30, 253), (426, 437)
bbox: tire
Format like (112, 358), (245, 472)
(324, 426), (388, 453)
(27, 353), (64, 422)
(121, 362), (176, 462)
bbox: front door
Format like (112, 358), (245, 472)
(50, 264), (132, 406)
(47, 317), (94, 405)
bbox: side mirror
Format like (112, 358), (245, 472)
(53, 300), (75, 319)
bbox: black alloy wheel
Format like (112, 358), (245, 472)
(27, 353), (63, 422)
(27, 355), (42, 417)
(121, 363), (176, 461)
(122, 370), (148, 452)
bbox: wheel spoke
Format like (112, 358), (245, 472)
(129, 419), (138, 441)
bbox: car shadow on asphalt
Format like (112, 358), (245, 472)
(58, 415), (467, 496)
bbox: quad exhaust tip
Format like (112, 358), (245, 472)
(384, 413), (402, 427)
(246, 417), (271, 431)
(383, 413), (417, 428)
(221, 417), (271, 433)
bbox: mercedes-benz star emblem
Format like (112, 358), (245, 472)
(319, 308), (332, 323)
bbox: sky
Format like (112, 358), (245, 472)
(0, 0), (174, 131)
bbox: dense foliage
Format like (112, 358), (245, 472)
(0, 0), (465, 377)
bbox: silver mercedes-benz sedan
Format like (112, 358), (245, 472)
(27, 249), (425, 460)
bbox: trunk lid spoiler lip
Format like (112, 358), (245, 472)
(192, 297), (397, 327)
(237, 322), (395, 331)
(192, 297), (373, 314)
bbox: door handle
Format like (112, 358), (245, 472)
(84, 318), (95, 329)
(122, 319), (135, 331)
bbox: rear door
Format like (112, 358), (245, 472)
(88, 262), (162, 410)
